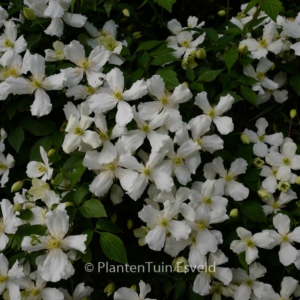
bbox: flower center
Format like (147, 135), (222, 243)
(99, 132), (108, 140)
(74, 127), (84, 136)
(108, 163), (116, 171)
(207, 109), (215, 118)
(281, 235), (289, 242)
(141, 125), (150, 133)
(245, 239), (255, 247)
(31, 289), (40, 296)
(87, 86), (95, 94)
(38, 164), (47, 173)
(196, 220), (207, 230)
(0, 162), (7, 170)
(114, 91), (123, 100)
(160, 218), (168, 227)
(0, 275), (8, 284)
(271, 202), (279, 209)
(161, 96), (169, 105)
(99, 36), (118, 51)
(203, 197), (212, 205)
(173, 157), (183, 166)
(258, 135), (265, 141)
(181, 40), (190, 48)
(283, 158), (290, 165)
(256, 71), (266, 79)
(225, 173), (233, 181)
(246, 279), (253, 287)
(31, 78), (43, 88)
(278, 181), (290, 192)
(81, 60), (89, 70)
(143, 167), (151, 175)
(46, 236), (61, 250)
(258, 38), (267, 48)
(4, 38), (13, 48)
(3, 67), (18, 79)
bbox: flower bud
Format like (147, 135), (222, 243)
(240, 133), (250, 144)
(253, 157), (265, 168)
(296, 200), (300, 208)
(238, 44), (248, 54)
(257, 189), (270, 199)
(295, 176), (300, 185)
(47, 148), (56, 157)
(111, 213), (117, 223)
(127, 218), (133, 229)
(23, 7), (36, 20)
(104, 282), (115, 297)
(11, 181), (23, 193)
(133, 31), (142, 39)
(182, 82), (189, 87)
(277, 181), (290, 192)
(229, 208), (238, 218)
(196, 48), (206, 59)
(218, 10), (226, 17)
(122, 8), (130, 17)
(270, 63), (275, 71)
(130, 285), (137, 291)
(290, 109), (297, 119)
(13, 203), (23, 212)
(172, 256), (188, 273)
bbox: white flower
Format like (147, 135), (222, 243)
(89, 67), (147, 126)
(266, 213), (300, 266)
(138, 200), (191, 251)
(63, 40), (110, 87)
(5, 53), (65, 116)
(167, 16), (204, 35)
(205, 157), (249, 201)
(114, 280), (156, 300)
(45, 40), (65, 61)
(243, 118), (283, 157)
(0, 128), (7, 152)
(193, 250), (232, 296)
(26, 147), (53, 181)
(0, 199), (22, 251)
(232, 262), (267, 300)
(0, 20), (27, 67)
(0, 152), (14, 187)
(59, 282), (94, 300)
(230, 227), (274, 264)
(62, 113), (101, 154)
(0, 254), (26, 300)
(21, 210), (87, 282)
(118, 151), (173, 200)
(266, 141), (300, 182)
(243, 58), (278, 94)
(138, 75), (192, 132)
(194, 92), (234, 135)
(240, 21), (283, 59)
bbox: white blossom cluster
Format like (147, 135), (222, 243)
(0, 1), (300, 299)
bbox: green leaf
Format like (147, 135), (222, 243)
(138, 52), (150, 69)
(239, 201), (266, 223)
(29, 137), (52, 161)
(240, 85), (258, 106)
(82, 229), (94, 247)
(186, 65), (195, 82)
(174, 281), (186, 300)
(290, 74), (300, 96)
(79, 199), (107, 218)
(243, 0), (259, 14)
(131, 69), (144, 84)
(100, 232), (128, 264)
(5, 101), (18, 120)
(260, 0), (282, 22)
(17, 209), (32, 221)
(21, 117), (56, 136)
(223, 47), (238, 71)
(238, 252), (249, 271)
(203, 28), (218, 43)
(96, 218), (123, 233)
(53, 171), (64, 187)
(26, 33), (41, 49)
(190, 82), (204, 92)
(151, 53), (178, 66)
(74, 184), (90, 206)
(137, 40), (163, 52)
(188, 286), (204, 299)
(238, 76), (259, 86)
(198, 70), (223, 82)
(157, 0), (176, 12)
(71, 0), (76, 13)
(8, 126), (24, 153)
(69, 166), (86, 189)
(63, 153), (84, 169)
(156, 69), (179, 88)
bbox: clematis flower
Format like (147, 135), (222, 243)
(230, 227), (274, 264)
(114, 280), (156, 300)
(0, 20), (27, 67)
(0, 152), (14, 188)
(194, 92), (234, 135)
(138, 200), (191, 251)
(62, 114), (101, 154)
(266, 213), (300, 266)
(232, 262), (267, 300)
(26, 147), (53, 181)
(0, 128), (7, 152)
(89, 67), (147, 126)
(59, 283), (94, 300)
(243, 117), (283, 157)
(0, 199), (22, 251)
(204, 157), (249, 201)
(167, 16), (204, 35)
(193, 250), (232, 296)
(63, 40), (110, 87)
(21, 210), (87, 282)
(45, 40), (65, 61)
(5, 53), (65, 116)
(0, 254), (27, 300)
(138, 75), (192, 132)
